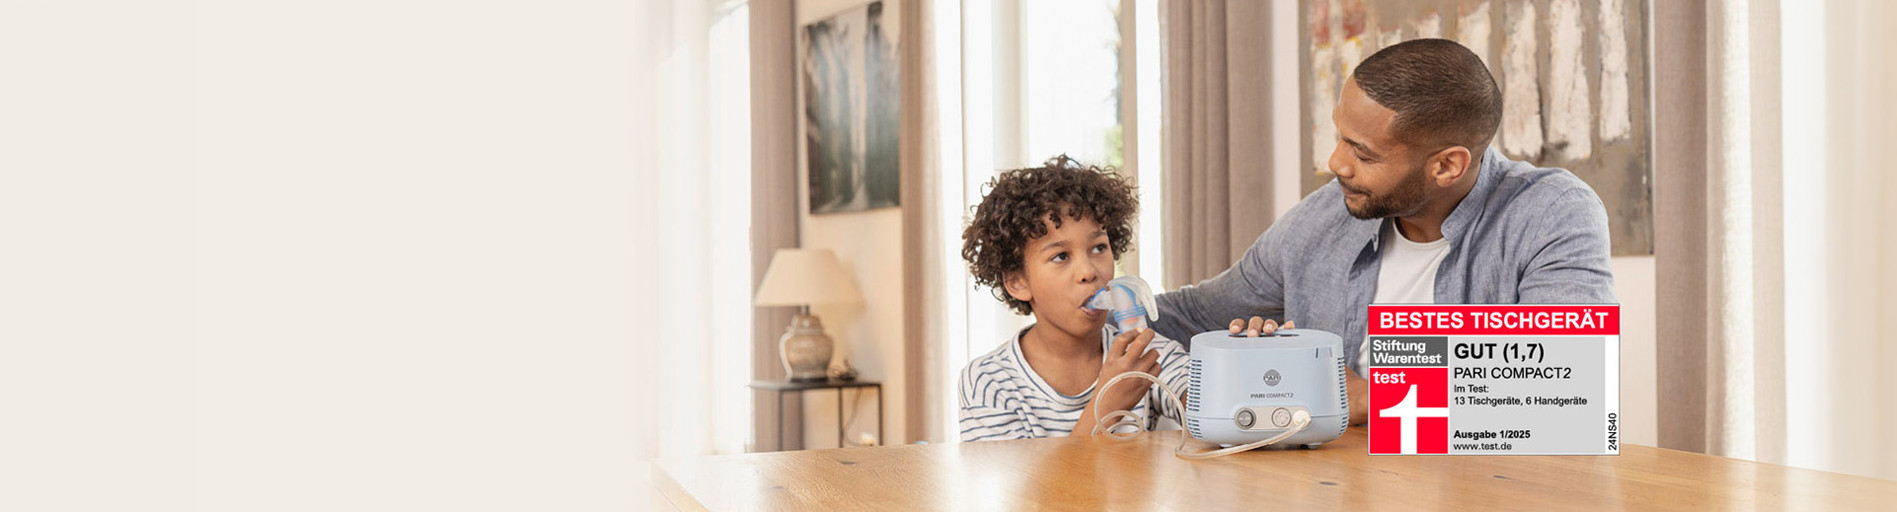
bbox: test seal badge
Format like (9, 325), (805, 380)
(1365, 305), (1619, 456)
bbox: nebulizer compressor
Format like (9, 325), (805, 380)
(1085, 276), (1350, 459)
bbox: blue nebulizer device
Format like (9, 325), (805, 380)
(1083, 275), (1348, 458)
(1182, 329), (1349, 449)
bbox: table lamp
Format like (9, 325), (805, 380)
(754, 248), (864, 382)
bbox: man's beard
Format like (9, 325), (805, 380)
(1344, 165), (1428, 220)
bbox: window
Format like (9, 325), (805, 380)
(941, 0), (1162, 440)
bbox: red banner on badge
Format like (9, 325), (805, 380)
(1367, 305), (1619, 336)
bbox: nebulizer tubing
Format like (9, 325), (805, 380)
(1083, 276), (1312, 459)
(1092, 371), (1313, 460)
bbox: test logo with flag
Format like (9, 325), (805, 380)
(1368, 367), (1449, 454)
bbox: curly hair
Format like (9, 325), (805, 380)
(960, 155), (1139, 316)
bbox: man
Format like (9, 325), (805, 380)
(1148, 39), (1615, 425)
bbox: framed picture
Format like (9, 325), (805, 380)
(1299, 0), (1653, 255)
(801, 1), (901, 214)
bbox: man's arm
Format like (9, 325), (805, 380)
(1516, 188), (1617, 303)
(1151, 231), (1288, 348)
(1346, 371), (1369, 425)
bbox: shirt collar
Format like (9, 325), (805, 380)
(1439, 146), (1504, 242)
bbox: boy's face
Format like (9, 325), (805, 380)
(1003, 212), (1115, 340)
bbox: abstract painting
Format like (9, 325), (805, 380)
(802, 1), (901, 214)
(1300, 0), (1653, 255)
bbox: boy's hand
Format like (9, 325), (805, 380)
(1228, 316), (1295, 336)
(1093, 327), (1161, 414)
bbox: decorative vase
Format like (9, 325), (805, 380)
(779, 313), (833, 382)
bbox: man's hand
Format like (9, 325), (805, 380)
(1346, 370), (1369, 425)
(1073, 328), (1161, 436)
(1228, 316), (1294, 336)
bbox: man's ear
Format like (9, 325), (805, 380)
(1003, 270), (1033, 303)
(1427, 145), (1473, 187)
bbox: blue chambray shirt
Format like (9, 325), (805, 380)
(1151, 148), (1617, 376)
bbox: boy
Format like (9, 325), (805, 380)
(957, 156), (1190, 442)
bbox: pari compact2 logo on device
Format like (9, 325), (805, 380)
(1366, 304), (1620, 456)
(1183, 329), (1350, 449)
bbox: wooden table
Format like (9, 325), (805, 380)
(653, 428), (1897, 510)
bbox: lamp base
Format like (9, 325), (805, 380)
(779, 313), (834, 382)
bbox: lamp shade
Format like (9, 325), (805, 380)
(754, 248), (864, 306)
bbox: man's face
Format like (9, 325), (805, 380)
(1328, 77), (1429, 220)
(1005, 212), (1114, 340)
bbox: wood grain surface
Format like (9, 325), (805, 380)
(654, 428), (1897, 510)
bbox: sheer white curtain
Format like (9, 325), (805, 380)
(1778, 0), (1897, 481)
(633, 0), (754, 461)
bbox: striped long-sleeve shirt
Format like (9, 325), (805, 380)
(957, 324), (1190, 442)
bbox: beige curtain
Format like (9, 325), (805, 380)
(898, 0), (937, 446)
(750, 0), (800, 452)
(1160, 0), (1278, 288)
(1780, 0), (1897, 480)
(1658, 0), (1897, 481)
(1654, 0), (1787, 463)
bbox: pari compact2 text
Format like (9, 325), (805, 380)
(1084, 276), (1349, 459)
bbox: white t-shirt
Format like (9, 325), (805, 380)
(1358, 219), (1453, 376)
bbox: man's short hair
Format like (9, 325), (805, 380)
(1351, 38), (1503, 158)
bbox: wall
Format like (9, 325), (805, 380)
(1612, 257), (1657, 447)
(1, 2), (194, 508)
(794, 0), (910, 449)
(3, 1), (650, 509)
